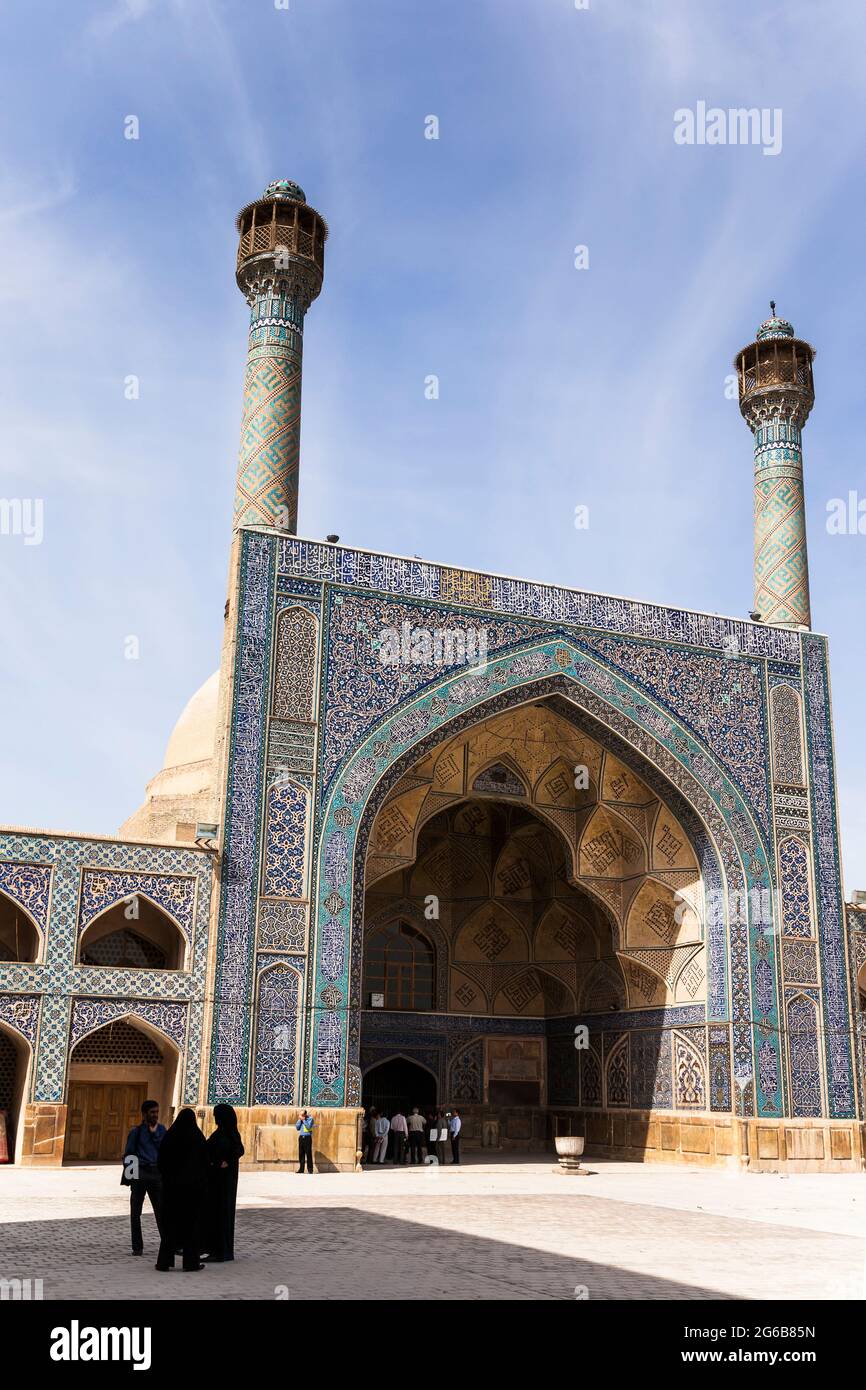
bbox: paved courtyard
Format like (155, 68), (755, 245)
(1, 1156), (864, 1301)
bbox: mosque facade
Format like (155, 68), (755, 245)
(1, 181), (864, 1172)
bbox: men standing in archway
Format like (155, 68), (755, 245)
(123, 1100), (166, 1257)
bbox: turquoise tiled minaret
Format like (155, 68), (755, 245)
(735, 308), (815, 629)
(233, 180), (327, 531)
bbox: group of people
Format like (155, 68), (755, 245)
(123, 1100), (244, 1272)
(363, 1106), (461, 1165)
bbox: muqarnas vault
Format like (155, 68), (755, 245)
(1, 181), (864, 1173)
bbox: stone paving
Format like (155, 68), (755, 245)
(1, 1156), (863, 1301)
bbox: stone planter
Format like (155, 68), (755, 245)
(554, 1134), (585, 1173)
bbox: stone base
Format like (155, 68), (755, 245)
(194, 1106), (364, 1173)
(19, 1104), (67, 1167)
(548, 1108), (866, 1172)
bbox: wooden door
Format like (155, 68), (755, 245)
(65, 1082), (148, 1161)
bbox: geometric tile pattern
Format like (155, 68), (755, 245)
(262, 780), (307, 899)
(313, 627), (778, 1111)
(233, 285), (306, 530)
(785, 989), (823, 1117)
(0, 829), (214, 1107)
(771, 683), (804, 785)
(253, 960), (301, 1105)
(803, 635), (856, 1116)
(210, 533), (274, 1104)
(0, 862), (51, 934)
(78, 869), (196, 942)
(779, 837), (813, 938)
(69, 998), (188, 1050)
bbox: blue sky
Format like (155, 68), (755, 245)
(1, 0), (864, 888)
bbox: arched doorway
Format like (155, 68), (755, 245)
(0, 890), (40, 962)
(355, 696), (708, 1150)
(78, 898), (186, 970)
(0, 1023), (31, 1163)
(363, 1056), (437, 1116)
(65, 1018), (180, 1162)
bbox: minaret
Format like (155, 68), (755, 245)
(735, 307), (815, 629)
(232, 179), (328, 531)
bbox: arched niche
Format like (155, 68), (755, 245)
(0, 890), (41, 964)
(0, 1021), (32, 1163)
(65, 1016), (181, 1162)
(78, 897), (187, 971)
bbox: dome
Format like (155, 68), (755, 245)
(163, 671), (220, 770)
(756, 308), (794, 341)
(119, 672), (220, 846)
(263, 179), (306, 203)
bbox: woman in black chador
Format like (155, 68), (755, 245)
(155, 1108), (209, 1273)
(203, 1103), (245, 1262)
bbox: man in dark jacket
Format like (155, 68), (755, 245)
(123, 1099), (166, 1256)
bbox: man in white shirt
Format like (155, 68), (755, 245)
(389, 1109), (408, 1164)
(448, 1109), (462, 1165)
(373, 1112), (390, 1163)
(406, 1107), (426, 1164)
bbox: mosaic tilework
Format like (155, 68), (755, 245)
(258, 900), (307, 953)
(803, 636), (855, 1117)
(448, 1039), (484, 1103)
(0, 862), (51, 934)
(0, 994), (39, 1048)
(604, 1033), (629, 1106)
(771, 684), (804, 785)
(316, 642), (774, 1110)
(785, 989), (823, 1117)
(674, 1028), (707, 1108)
(210, 533), (274, 1103)
(272, 606), (317, 720)
(69, 998), (188, 1051)
(630, 1030), (672, 1109)
(708, 1024), (732, 1111)
(578, 634), (771, 835)
(253, 960), (301, 1105)
(78, 869), (196, 942)
(0, 829), (213, 1106)
(262, 781), (308, 899)
(779, 837), (812, 938)
(279, 537), (801, 660)
(234, 289), (306, 531)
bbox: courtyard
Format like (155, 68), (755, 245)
(2, 1156), (863, 1302)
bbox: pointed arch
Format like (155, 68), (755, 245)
(78, 896), (187, 971)
(0, 887), (42, 963)
(253, 959), (302, 1105)
(0, 1019), (32, 1163)
(310, 641), (767, 1108)
(272, 605), (318, 721)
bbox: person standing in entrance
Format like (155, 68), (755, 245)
(407, 1107), (425, 1164)
(123, 1100), (167, 1257)
(389, 1108), (408, 1164)
(373, 1110), (390, 1163)
(449, 1109), (462, 1165)
(296, 1110), (314, 1173)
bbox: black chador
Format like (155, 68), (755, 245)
(155, 1108), (209, 1273)
(203, 1103), (245, 1262)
